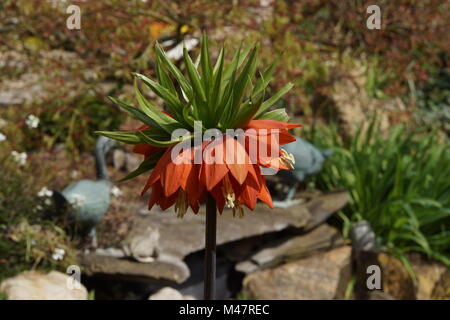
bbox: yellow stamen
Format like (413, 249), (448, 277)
(175, 189), (189, 218)
(280, 149), (295, 170)
(232, 201), (245, 218)
(221, 175), (236, 209)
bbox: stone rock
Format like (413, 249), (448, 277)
(243, 246), (352, 300)
(411, 255), (450, 300)
(111, 150), (142, 172)
(359, 253), (450, 300)
(80, 252), (189, 284)
(125, 153), (141, 172)
(376, 253), (416, 300)
(122, 225), (160, 263)
(148, 287), (195, 300)
(324, 67), (390, 139)
(303, 189), (349, 231)
(0, 271), (88, 300)
(112, 149), (127, 170)
(137, 201), (311, 260)
(430, 272), (450, 300)
(84, 190), (346, 286)
(368, 291), (395, 300)
(236, 224), (345, 273)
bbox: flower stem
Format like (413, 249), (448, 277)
(204, 193), (217, 300)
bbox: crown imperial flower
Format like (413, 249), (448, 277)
(98, 35), (300, 217)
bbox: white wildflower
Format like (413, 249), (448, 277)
(37, 187), (53, 198)
(25, 114), (40, 129)
(69, 194), (86, 208)
(111, 186), (123, 197)
(0, 118), (6, 129)
(0, 132), (6, 142)
(52, 248), (65, 261)
(11, 150), (27, 166)
(70, 170), (79, 179)
(44, 198), (52, 206)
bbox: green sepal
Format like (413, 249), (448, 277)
(136, 130), (192, 147)
(95, 130), (142, 144)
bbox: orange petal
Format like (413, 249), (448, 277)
(278, 130), (297, 145)
(201, 163), (228, 191)
(148, 182), (163, 210)
(237, 179), (260, 210)
(257, 183), (273, 208)
(185, 164), (205, 204)
(141, 148), (172, 195)
(201, 139), (229, 190)
(246, 120), (301, 130)
(223, 135), (249, 185)
(159, 191), (178, 210)
(162, 147), (194, 197)
(210, 184), (226, 214)
(259, 155), (290, 170)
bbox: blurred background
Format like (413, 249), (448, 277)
(0, 0), (449, 300)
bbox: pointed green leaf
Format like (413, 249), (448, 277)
(136, 130), (192, 147)
(229, 46), (258, 123)
(134, 73), (183, 117)
(155, 42), (193, 98)
(223, 44), (250, 81)
(232, 89), (265, 128)
(183, 45), (207, 102)
(109, 96), (160, 129)
(95, 131), (142, 144)
(253, 57), (279, 96)
(210, 47), (225, 120)
(212, 46), (224, 76)
(256, 108), (290, 122)
(155, 56), (177, 95)
(134, 81), (182, 134)
(200, 33), (213, 93)
(255, 82), (293, 118)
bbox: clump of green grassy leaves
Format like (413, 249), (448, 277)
(307, 119), (450, 266)
(0, 153), (77, 280)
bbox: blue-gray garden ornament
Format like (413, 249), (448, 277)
(56, 136), (115, 246)
(273, 136), (333, 208)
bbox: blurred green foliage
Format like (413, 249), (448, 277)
(307, 120), (450, 266)
(1, 0), (448, 153)
(39, 94), (123, 153)
(414, 65), (450, 135)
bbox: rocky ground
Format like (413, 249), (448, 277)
(0, 116), (448, 300)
